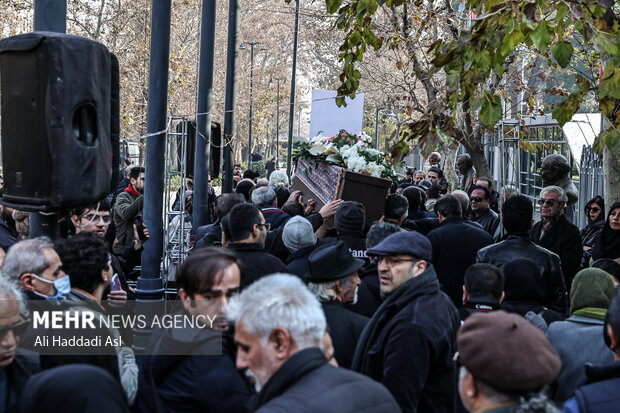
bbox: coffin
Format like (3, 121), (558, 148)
(291, 159), (392, 227)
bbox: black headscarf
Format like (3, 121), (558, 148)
(20, 364), (128, 413)
(591, 202), (620, 261)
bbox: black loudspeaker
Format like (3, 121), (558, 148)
(175, 120), (222, 179)
(0, 32), (118, 211)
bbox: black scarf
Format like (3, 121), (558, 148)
(351, 265), (438, 372)
(248, 348), (327, 412)
(591, 202), (620, 261)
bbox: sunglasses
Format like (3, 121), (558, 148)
(538, 199), (556, 207)
(471, 197), (485, 203)
(0, 319), (30, 340)
(586, 206), (600, 213)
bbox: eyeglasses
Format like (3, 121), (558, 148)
(586, 206), (600, 213)
(470, 197), (484, 203)
(538, 199), (556, 207)
(0, 319), (30, 340)
(376, 257), (416, 267)
(257, 223), (271, 230)
(81, 214), (111, 224)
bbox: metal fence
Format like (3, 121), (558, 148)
(485, 116), (584, 224)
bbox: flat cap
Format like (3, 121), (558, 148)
(366, 231), (432, 261)
(458, 311), (561, 392)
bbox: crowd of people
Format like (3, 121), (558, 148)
(0, 152), (618, 412)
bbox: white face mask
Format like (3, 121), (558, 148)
(31, 274), (72, 300)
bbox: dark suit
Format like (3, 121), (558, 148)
(531, 214), (582, 290)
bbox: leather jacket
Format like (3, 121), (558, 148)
(476, 235), (568, 314)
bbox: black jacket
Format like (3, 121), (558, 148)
(459, 296), (501, 321)
(194, 219), (222, 250)
(570, 361), (620, 413)
(321, 300), (369, 369)
(472, 207), (500, 240)
(477, 235), (568, 314)
(531, 215), (582, 289)
(249, 348), (401, 413)
(134, 321), (251, 413)
(227, 243), (288, 287)
(352, 266), (460, 413)
(427, 216), (493, 307)
(6, 354), (40, 412)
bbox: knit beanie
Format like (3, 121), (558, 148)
(335, 201), (365, 236)
(570, 268), (615, 315)
(282, 216), (317, 252)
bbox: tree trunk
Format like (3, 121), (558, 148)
(440, 138), (461, 191)
(603, 146), (620, 214)
(461, 137), (490, 179)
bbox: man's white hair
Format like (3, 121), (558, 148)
(541, 185), (568, 203)
(268, 170), (289, 189)
(228, 273), (326, 348)
(0, 277), (28, 316)
(2, 237), (54, 283)
(251, 186), (277, 208)
(451, 190), (470, 214)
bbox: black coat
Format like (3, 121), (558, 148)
(249, 348), (401, 413)
(472, 207), (500, 240)
(352, 266), (460, 413)
(7, 354), (40, 413)
(427, 216), (493, 307)
(133, 321), (251, 413)
(321, 300), (369, 369)
(227, 243), (288, 287)
(194, 220), (222, 250)
(476, 235), (568, 314)
(531, 215), (582, 289)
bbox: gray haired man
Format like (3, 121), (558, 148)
(307, 240), (368, 369)
(531, 185), (582, 289)
(229, 273), (401, 413)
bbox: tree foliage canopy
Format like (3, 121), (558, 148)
(318, 0), (619, 158)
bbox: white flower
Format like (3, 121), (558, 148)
(308, 144), (327, 156)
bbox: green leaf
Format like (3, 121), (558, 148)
(555, 4), (568, 23)
(326, 0), (344, 14)
(477, 50), (492, 71)
(530, 22), (553, 52)
(499, 30), (524, 57)
(479, 92), (502, 129)
(552, 96), (581, 126)
(552, 40), (573, 68)
(593, 128), (620, 159)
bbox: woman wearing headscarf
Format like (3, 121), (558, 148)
(580, 196), (605, 267)
(589, 201), (620, 264)
(546, 268), (616, 402)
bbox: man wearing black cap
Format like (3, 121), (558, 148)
(307, 241), (369, 369)
(334, 201), (367, 260)
(352, 231), (460, 413)
(457, 311), (561, 412)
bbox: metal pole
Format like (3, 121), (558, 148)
(248, 44), (255, 168)
(374, 107), (381, 149)
(134, 0), (171, 351)
(222, 0), (240, 193)
(276, 79), (280, 168)
(286, 0), (300, 177)
(193, 0), (216, 229)
(30, 0), (66, 239)
(34, 0), (66, 33)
